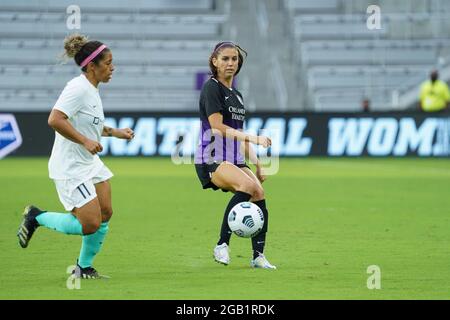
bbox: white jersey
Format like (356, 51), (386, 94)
(48, 74), (105, 180)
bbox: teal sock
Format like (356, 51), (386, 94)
(35, 212), (83, 235)
(78, 222), (109, 268)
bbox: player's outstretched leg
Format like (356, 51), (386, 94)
(17, 205), (44, 248)
(17, 205), (84, 248)
(214, 191), (252, 265)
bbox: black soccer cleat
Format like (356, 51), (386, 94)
(72, 263), (110, 279)
(17, 205), (44, 248)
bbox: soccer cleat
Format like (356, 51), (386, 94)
(250, 253), (277, 269)
(72, 263), (110, 279)
(17, 205), (44, 248)
(213, 243), (230, 265)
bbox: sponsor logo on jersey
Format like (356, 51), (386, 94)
(235, 94), (244, 106)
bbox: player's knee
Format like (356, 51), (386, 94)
(82, 219), (101, 235)
(238, 182), (263, 200)
(101, 207), (113, 222)
(253, 187), (265, 201)
(237, 180), (257, 196)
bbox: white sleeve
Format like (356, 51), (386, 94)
(53, 81), (85, 118)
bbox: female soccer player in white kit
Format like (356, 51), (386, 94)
(17, 34), (134, 279)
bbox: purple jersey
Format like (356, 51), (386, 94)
(195, 78), (246, 165)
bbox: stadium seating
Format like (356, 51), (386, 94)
(0, 46), (212, 65)
(0, 88), (200, 111)
(307, 66), (431, 111)
(0, 0), (224, 111)
(283, 0), (340, 13)
(313, 86), (399, 112)
(0, 14), (223, 40)
(292, 15), (388, 40)
(298, 40), (450, 66)
(1, 0), (214, 13)
(307, 66), (429, 91)
(0, 67), (197, 90)
(283, 0), (450, 111)
(1, 0), (449, 112)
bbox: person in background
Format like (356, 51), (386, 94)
(419, 70), (450, 112)
(362, 98), (371, 112)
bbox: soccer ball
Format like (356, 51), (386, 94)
(228, 202), (264, 238)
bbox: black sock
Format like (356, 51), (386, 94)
(252, 199), (268, 259)
(217, 191), (252, 246)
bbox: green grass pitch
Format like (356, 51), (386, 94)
(1, 157), (449, 299)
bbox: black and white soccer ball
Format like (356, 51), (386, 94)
(227, 202), (264, 238)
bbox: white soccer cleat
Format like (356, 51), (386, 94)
(251, 254), (277, 269)
(213, 243), (230, 265)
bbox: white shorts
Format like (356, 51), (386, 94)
(53, 165), (114, 211)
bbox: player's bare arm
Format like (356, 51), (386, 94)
(48, 109), (102, 155)
(240, 140), (266, 183)
(102, 126), (135, 140)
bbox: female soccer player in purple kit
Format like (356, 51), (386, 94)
(195, 41), (276, 269)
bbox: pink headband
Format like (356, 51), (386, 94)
(80, 44), (107, 68)
(213, 41), (236, 53)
